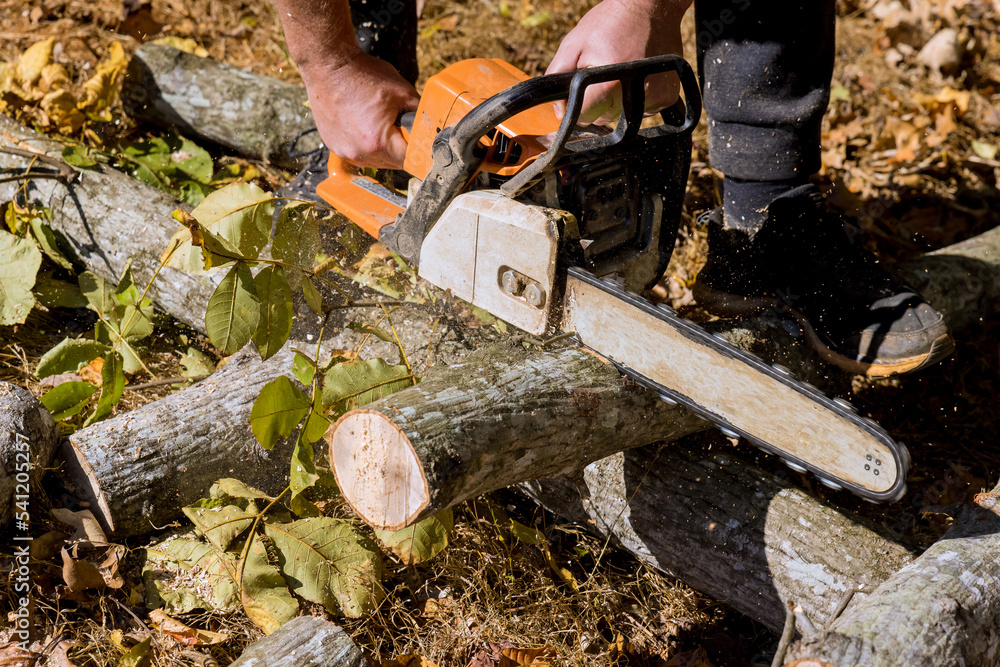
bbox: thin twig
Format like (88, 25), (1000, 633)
(0, 173), (70, 185)
(771, 606), (797, 667)
(123, 375), (209, 391)
(0, 146), (77, 181)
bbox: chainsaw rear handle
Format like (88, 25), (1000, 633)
(381, 54), (701, 262)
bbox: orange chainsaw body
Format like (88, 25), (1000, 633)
(315, 58), (561, 239)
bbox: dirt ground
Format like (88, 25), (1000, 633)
(1, 0), (999, 665)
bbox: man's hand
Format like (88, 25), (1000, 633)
(276, 0), (419, 169)
(546, 0), (692, 126)
(299, 53), (419, 169)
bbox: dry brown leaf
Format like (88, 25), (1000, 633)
(50, 508), (107, 543)
(79, 42), (126, 115)
(150, 36), (209, 57)
(380, 655), (440, 667)
(0, 643), (40, 667)
(30, 530), (69, 561)
(498, 646), (556, 666)
(39, 64), (71, 93)
(15, 37), (55, 88)
(61, 547), (107, 592)
(913, 87), (971, 115)
(148, 609), (229, 646)
(666, 647), (714, 667)
(78, 357), (105, 385)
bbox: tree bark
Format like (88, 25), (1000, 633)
(327, 345), (709, 532)
(122, 44), (321, 169)
(0, 114), (216, 333)
(0, 382), (59, 526)
(523, 444), (916, 635)
(229, 616), (365, 667)
(58, 345), (297, 538)
(782, 482), (1000, 667)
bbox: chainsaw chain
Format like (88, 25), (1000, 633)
(567, 267), (911, 504)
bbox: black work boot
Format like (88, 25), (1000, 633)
(693, 185), (954, 376)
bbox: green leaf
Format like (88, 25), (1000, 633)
(321, 357), (415, 416)
(520, 10), (550, 25)
(291, 351), (316, 385)
(118, 637), (151, 667)
(62, 144), (97, 168)
(972, 140), (998, 161)
(182, 503), (254, 551)
(39, 381), (98, 421)
(264, 517), (384, 617)
(170, 136), (213, 184)
(124, 136), (173, 189)
(302, 407), (331, 444)
(116, 303), (154, 341)
(0, 230), (42, 325)
(28, 216), (74, 270)
(250, 375), (310, 449)
(206, 263), (260, 354)
(84, 351), (125, 426)
(190, 182), (273, 260)
(34, 274), (88, 309)
(374, 508), (453, 566)
(177, 179), (213, 206)
(143, 537), (240, 613)
(114, 259), (141, 307)
(180, 347), (215, 377)
(347, 321), (395, 343)
(241, 533), (298, 633)
(289, 435), (320, 518)
(508, 517), (546, 545)
(272, 202), (321, 288)
(252, 265), (293, 361)
(301, 277), (323, 315)
(78, 271), (118, 322)
(35, 338), (109, 380)
(35, 338), (108, 378)
(210, 479), (272, 502)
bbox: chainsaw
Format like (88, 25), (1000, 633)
(314, 55), (910, 503)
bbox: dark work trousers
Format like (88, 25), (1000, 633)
(694, 0), (835, 182)
(348, 0), (419, 84)
(347, 0), (835, 182)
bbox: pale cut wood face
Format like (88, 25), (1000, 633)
(329, 410), (428, 530)
(562, 276), (898, 494)
(417, 191), (560, 336)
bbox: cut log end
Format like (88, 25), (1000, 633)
(327, 410), (428, 531)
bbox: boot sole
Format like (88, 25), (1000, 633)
(693, 282), (955, 377)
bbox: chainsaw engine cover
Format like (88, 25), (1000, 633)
(417, 190), (565, 335)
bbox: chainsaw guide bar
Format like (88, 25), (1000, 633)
(563, 267), (910, 503)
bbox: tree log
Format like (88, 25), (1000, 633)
(783, 481), (1000, 667)
(327, 345), (709, 532)
(122, 44), (321, 169)
(229, 616), (365, 667)
(0, 114), (216, 332)
(58, 345), (297, 537)
(0, 382), (59, 526)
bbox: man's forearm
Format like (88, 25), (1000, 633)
(274, 0), (359, 70)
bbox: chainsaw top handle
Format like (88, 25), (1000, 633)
(451, 53), (699, 172)
(380, 54), (701, 263)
